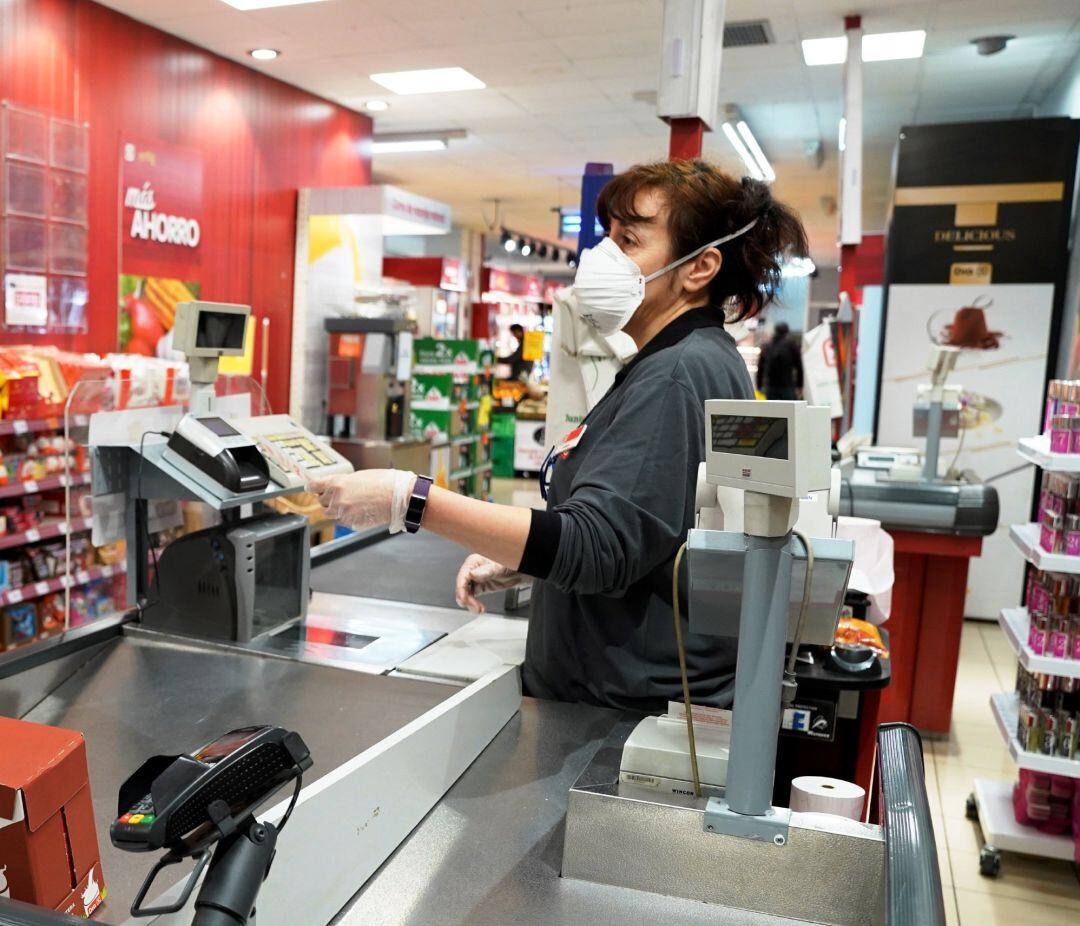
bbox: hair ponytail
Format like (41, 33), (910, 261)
(720, 176), (810, 320)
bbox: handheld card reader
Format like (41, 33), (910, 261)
(111, 725), (311, 922)
(163, 415), (270, 494)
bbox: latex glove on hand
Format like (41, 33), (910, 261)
(455, 554), (524, 613)
(309, 469), (417, 534)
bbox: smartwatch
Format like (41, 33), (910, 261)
(404, 475), (434, 534)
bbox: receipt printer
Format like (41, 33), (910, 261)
(164, 415), (270, 494)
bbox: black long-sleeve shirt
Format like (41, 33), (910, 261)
(518, 307), (753, 711)
(756, 335), (803, 393)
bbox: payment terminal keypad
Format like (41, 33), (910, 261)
(263, 432), (336, 470)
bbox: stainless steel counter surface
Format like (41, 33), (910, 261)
(335, 698), (803, 926)
(12, 630), (457, 925)
(312, 531), (515, 615)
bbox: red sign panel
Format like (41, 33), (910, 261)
(119, 137), (203, 278)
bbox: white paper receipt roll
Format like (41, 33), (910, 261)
(789, 776), (866, 820)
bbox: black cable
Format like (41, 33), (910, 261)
(276, 771), (303, 834)
(136, 430), (171, 614)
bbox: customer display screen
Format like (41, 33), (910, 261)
(197, 416), (241, 438)
(252, 528), (304, 635)
(192, 726), (267, 765)
(196, 310), (247, 351)
(711, 414), (789, 460)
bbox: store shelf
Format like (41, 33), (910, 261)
(0, 563), (124, 607)
(0, 414), (89, 437)
(1017, 435), (1080, 473)
(971, 778), (1076, 861)
(449, 462), (493, 481)
(451, 433), (484, 447)
(0, 472), (91, 500)
(990, 692), (1080, 778)
(1008, 522), (1080, 574)
(999, 608), (1080, 678)
(0, 517), (93, 552)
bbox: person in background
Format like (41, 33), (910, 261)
(756, 321), (803, 400)
(503, 323), (534, 382)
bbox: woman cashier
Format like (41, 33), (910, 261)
(311, 159), (809, 712)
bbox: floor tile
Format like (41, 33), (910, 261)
(949, 850), (1080, 909)
(933, 730), (1015, 765)
(954, 886), (1080, 925)
(942, 813), (990, 854)
(944, 720), (1007, 749)
(943, 889), (960, 926)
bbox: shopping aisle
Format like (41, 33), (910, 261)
(490, 477), (544, 509)
(929, 621), (1080, 923)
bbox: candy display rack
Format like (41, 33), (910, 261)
(967, 435), (1080, 876)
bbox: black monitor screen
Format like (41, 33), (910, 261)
(252, 528), (303, 635)
(711, 415), (789, 460)
(196, 311), (247, 351)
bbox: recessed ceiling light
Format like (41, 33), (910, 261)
(802, 30), (926, 66)
(248, 48), (280, 61)
(801, 36), (847, 66)
(862, 30), (926, 62)
(370, 138), (447, 154)
(364, 100), (390, 112)
(369, 67), (485, 95)
(224, 0), (331, 10)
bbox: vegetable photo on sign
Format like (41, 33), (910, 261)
(117, 273), (201, 357)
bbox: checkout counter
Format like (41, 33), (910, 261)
(0, 326), (941, 926)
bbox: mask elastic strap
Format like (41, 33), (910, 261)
(643, 218), (759, 283)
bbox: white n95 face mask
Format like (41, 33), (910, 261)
(571, 218), (758, 335)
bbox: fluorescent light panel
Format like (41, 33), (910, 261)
(369, 67), (485, 95)
(371, 138), (447, 154)
(721, 123), (764, 181)
(735, 121), (775, 182)
(801, 30), (926, 66)
(862, 30), (926, 62)
(802, 35), (848, 66)
(222, 0), (330, 9)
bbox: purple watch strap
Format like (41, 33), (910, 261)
(404, 475), (433, 533)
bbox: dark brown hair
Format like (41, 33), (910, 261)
(595, 159), (809, 320)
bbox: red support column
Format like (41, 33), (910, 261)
(668, 117), (705, 161)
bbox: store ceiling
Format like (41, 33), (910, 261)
(97, 0), (1080, 270)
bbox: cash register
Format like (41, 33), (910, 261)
(139, 302), (353, 643)
(160, 302), (352, 496)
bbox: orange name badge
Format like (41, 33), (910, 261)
(555, 424), (587, 458)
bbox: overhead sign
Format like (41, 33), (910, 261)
(306, 184), (451, 236)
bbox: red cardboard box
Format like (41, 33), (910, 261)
(0, 717), (105, 917)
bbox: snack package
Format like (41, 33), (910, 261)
(834, 616), (890, 657)
(38, 594), (65, 636)
(2, 602), (38, 649)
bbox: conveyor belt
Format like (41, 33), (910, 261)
(312, 531), (514, 614)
